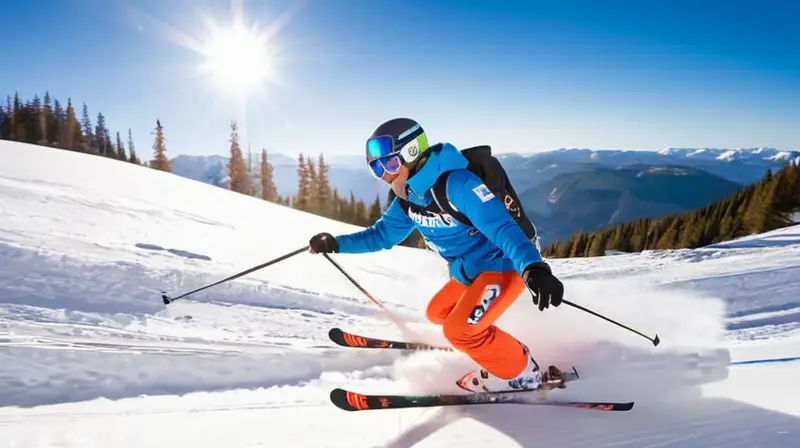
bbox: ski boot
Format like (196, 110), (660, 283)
(456, 345), (565, 393)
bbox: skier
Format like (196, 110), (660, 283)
(308, 118), (566, 393)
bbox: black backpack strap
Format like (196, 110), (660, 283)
(432, 172), (473, 227)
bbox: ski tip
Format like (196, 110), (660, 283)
(571, 366), (579, 379)
(327, 328), (350, 347)
(329, 388), (366, 412)
(617, 401), (635, 411)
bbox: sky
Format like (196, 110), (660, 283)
(1, 0), (799, 159)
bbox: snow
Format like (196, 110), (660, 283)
(1, 140), (799, 447)
(717, 149), (741, 161)
(770, 151), (796, 161)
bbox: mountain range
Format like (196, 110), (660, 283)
(170, 147), (799, 245)
(519, 164), (744, 243)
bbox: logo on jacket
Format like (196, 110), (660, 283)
(407, 208), (456, 228)
(468, 284), (501, 325)
(473, 184), (494, 203)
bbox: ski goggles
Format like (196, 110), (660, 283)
(366, 135), (403, 180)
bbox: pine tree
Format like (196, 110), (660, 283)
(368, 194), (382, 223)
(30, 94), (43, 144)
(95, 112), (112, 157)
(150, 119), (172, 172)
(331, 188), (342, 220)
(569, 233), (588, 257)
(10, 93), (27, 142)
(226, 121), (251, 194)
(41, 91), (53, 144)
(0, 102), (6, 140)
(295, 153), (309, 211)
(80, 103), (93, 152)
(743, 172), (773, 234)
(115, 131), (127, 160)
(315, 154), (332, 217)
(9, 93), (21, 141)
(307, 159), (319, 212)
(587, 231), (608, 256)
(260, 148), (278, 201)
(63, 99), (79, 150)
(347, 192), (358, 224)
(52, 99), (64, 147)
(385, 188), (395, 212)
(127, 128), (140, 164)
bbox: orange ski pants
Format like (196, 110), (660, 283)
(426, 271), (528, 380)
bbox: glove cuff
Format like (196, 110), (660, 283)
(329, 236), (340, 253)
(523, 261), (551, 280)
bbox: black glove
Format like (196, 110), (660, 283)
(522, 261), (564, 311)
(309, 232), (339, 254)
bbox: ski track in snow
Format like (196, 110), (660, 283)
(1, 141), (799, 447)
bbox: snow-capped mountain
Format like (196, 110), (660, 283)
(171, 147), (798, 204)
(655, 146), (797, 162)
(494, 147), (800, 193)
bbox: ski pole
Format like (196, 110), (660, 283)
(322, 253), (406, 326)
(162, 246), (308, 305)
(562, 299), (660, 346)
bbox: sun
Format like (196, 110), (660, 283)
(198, 22), (279, 94)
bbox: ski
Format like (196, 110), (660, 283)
(329, 387), (634, 412)
(328, 327), (453, 351)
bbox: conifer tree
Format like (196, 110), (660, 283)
(226, 121), (251, 194)
(127, 128), (140, 164)
(115, 131), (127, 160)
(295, 153), (309, 210)
(331, 188), (342, 220)
(385, 188), (394, 212)
(150, 119), (172, 172)
(307, 159), (319, 212)
(64, 99), (79, 150)
(587, 231), (608, 256)
(260, 148), (278, 202)
(30, 94), (43, 143)
(569, 233), (588, 257)
(347, 192), (358, 224)
(80, 103), (93, 151)
(0, 104), (6, 140)
(9, 93), (26, 141)
(315, 154), (332, 217)
(368, 195), (382, 223)
(95, 112), (112, 157)
(41, 91), (53, 144)
(52, 99), (63, 147)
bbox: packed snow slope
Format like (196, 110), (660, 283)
(1, 140), (798, 447)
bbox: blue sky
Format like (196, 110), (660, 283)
(2, 0), (798, 158)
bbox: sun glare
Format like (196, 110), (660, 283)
(199, 23), (278, 94)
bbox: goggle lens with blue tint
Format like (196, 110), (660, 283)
(368, 153), (403, 179)
(366, 135), (403, 179)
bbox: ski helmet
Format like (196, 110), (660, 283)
(365, 117), (430, 180)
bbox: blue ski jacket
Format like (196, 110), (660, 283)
(335, 142), (543, 285)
